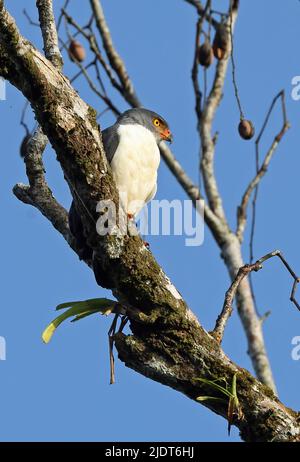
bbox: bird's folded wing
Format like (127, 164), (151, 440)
(101, 125), (120, 164)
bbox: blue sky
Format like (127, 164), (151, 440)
(1, 0), (300, 442)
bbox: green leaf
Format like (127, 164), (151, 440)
(42, 298), (118, 344)
(195, 377), (233, 399)
(56, 298), (116, 311)
(71, 308), (113, 322)
(196, 396), (225, 403)
(196, 373), (243, 435)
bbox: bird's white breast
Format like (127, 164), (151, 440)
(111, 123), (160, 216)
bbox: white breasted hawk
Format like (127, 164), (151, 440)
(69, 108), (172, 261)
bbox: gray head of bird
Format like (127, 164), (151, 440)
(117, 108), (173, 144)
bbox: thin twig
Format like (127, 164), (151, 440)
(247, 92), (290, 316)
(59, 35), (120, 116)
(191, 0), (211, 130)
(236, 90), (290, 241)
(61, 9), (125, 100)
(192, 17), (203, 127)
(184, 0), (219, 28)
(212, 250), (300, 343)
(212, 262), (261, 343)
(23, 9), (40, 27)
(90, 0), (141, 107)
(229, 1), (244, 120)
(248, 190), (260, 316)
(159, 142), (221, 233)
(56, 0), (70, 32)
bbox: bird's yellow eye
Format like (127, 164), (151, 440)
(153, 118), (160, 127)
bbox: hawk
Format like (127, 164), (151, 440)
(69, 108), (172, 259)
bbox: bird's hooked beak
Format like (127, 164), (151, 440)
(161, 127), (173, 143)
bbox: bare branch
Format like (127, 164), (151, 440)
(237, 91), (290, 241)
(213, 264), (251, 343)
(90, 0), (141, 107)
(59, 25), (120, 116)
(274, 252), (300, 311)
(36, 0), (63, 69)
(220, 233), (277, 392)
(14, 2), (78, 253)
(23, 8), (40, 27)
(159, 142), (222, 235)
(114, 325), (300, 442)
(184, 0), (219, 29)
(61, 9), (125, 113)
(229, 0), (244, 121)
(56, 0), (70, 32)
(213, 250), (300, 343)
(191, 13), (205, 128)
(188, 1), (277, 392)
(13, 127), (74, 247)
(200, 8), (238, 222)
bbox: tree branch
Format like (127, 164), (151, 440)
(212, 250), (300, 343)
(57, 16), (120, 116)
(36, 0), (63, 69)
(13, 126), (75, 247)
(114, 327), (300, 443)
(90, 0), (141, 107)
(199, 8), (237, 223)
(187, 1), (277, 392)
(61, 9), (125, 99)
(12, 0), (74, 251)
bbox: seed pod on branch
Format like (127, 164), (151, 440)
(238, 119), (255, 140)
(213, 23), (228, 60)
(198, 40), (214, 68)
(68, 40), (86, 63)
